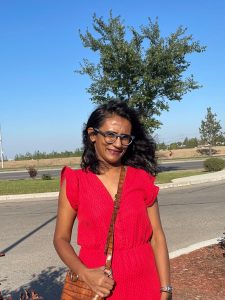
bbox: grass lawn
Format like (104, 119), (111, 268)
(0, 178), (60, 195)
(0, 170), (207, 195)
(156, 169), (205, 184)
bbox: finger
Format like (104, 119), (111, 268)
(96, 277), (114, 290)
(97, 276), (114, 290)
(104, 276), (114, 285)
(96, 287), (111, 298)
(104, 268), (112, 277)
(103, 282), (114, 290)
(99, 280), (114, 290)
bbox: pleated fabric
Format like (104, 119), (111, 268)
(60, 166), (160, 299)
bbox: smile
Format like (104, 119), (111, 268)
(107, 149), (123, 156)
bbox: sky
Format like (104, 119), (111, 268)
(1, 0), (225, 159)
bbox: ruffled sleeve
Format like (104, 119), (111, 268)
(60, 166), (79, 211)
(144, 172), (159, 207)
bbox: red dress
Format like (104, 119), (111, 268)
(61, 166), (160, 300)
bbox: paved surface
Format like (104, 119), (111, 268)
(159, 181), (225, 252)
(0, 170), (225, 298)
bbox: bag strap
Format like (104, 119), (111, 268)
(68, 166), (126, 283)
(104, 165), (126, 271)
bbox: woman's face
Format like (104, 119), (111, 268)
(88, 114), (132, 167)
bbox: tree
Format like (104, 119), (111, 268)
(183, 137), (199, 148)
(215, 135), (225, 145)
(77, 11), (206, 132)
(168, 142), (185, 150)
(157, 142), (167, 150)
(199, 107), (223, 156)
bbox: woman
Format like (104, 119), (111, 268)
(53, 100), (172, 300)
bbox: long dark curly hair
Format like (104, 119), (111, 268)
(81, 100), (158, 175)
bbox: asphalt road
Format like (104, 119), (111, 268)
(0, 160), (204, 180)
(0, 181), (224, 298)
(0, 169), (61, 180)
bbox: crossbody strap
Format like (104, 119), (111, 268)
(104, 165), (126, 271)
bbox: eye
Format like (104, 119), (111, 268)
(121, 134), (131, 141)
(105, 131), (116, 138)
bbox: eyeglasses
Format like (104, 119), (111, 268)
(93, 128), (135, 146)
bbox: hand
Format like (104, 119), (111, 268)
(80, 266), (115, 298)
(160, 292), (172, 300)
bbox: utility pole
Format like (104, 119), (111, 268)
(0, 125), (4, 168)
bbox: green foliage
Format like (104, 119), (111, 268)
(183, 137), (199, 148)
(156, 170), (204, 184)
(203, 157), (225, 172)
(157, 142), (167, 150)
(26, 166), (38, 179)
(77, 11), (206, 132)
(199, 107), (223, 155)
(215, 135), (225, 145)
(42, 174), (52, 180)
(218, 230), (225, 257)
(0, 178), (59, 195)
(14, 148), (83, 160)
(168, 143), (179, 150)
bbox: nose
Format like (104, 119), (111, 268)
(113, 136), (123, 147)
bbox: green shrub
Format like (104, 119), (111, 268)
(26, 166), (38, 179)
(42, 174), (52, 180)
(203, 158), (225, 172)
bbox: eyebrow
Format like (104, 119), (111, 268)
(104, 130), (131, 135)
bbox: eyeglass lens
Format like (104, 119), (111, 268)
(94, 128), (134, 145)
(105, 132), (132, 145)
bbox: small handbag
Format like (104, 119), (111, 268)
(61, 166), (126, 300)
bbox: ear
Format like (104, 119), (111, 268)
(87, 127), (96, 142)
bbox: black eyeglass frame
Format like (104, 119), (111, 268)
(93, 128), (135, 146)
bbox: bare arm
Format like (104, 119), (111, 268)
(53, 180), (84, 275)
(53, 179), (114, 298)
(147, 200), (172, 300)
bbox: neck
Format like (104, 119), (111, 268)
(99, 161), (122, 174)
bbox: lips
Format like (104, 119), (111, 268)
(107, 149), (123, 156)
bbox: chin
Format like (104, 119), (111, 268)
(108, 157), (124, 166)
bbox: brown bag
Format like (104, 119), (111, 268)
(61, 271), (101, 300)
(61, 167), (126, 300)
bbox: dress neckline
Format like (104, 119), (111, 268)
(90, 166), (129, 202)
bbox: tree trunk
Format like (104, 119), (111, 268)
(209, 144), (212, 156)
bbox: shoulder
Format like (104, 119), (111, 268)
(60, 166), (86, 210)
(128, 166), (156, 183)
(60, 166), (79, 183)
(61, 166), (86, 177)
(60, 166), (91, 184)
(61, 166), (77, 176)
(127, 166), (159, 206)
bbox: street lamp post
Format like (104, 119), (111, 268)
(0, 125), (4, 168)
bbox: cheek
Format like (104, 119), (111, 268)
(94, 140), (104, 153)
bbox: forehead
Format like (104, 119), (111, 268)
(100, 114), (132, 132)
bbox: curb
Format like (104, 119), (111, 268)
(159, 179), (225, 190)
(159, 171), (225, 189)
(169, 238), (219, 259)
(0, 192), (58, 203)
